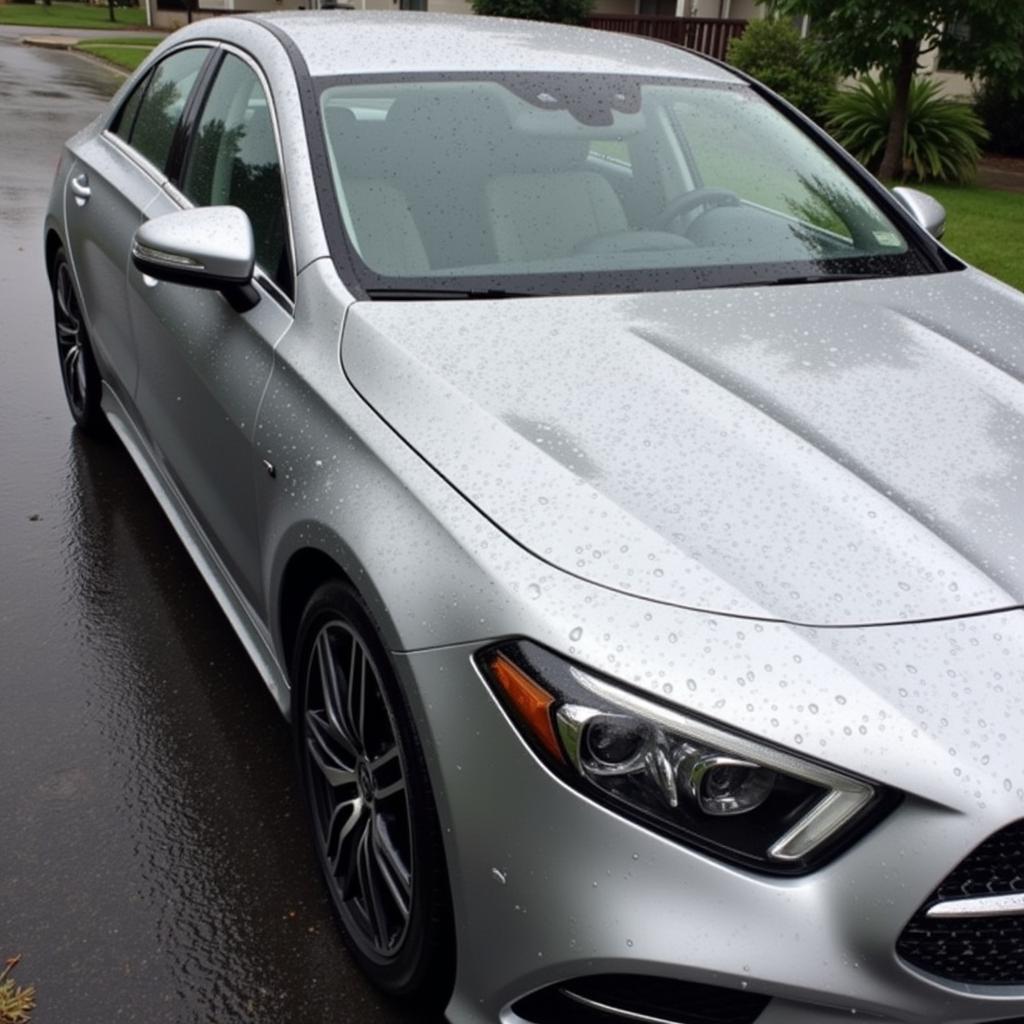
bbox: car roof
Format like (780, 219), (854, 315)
(249, 10), (741, 81)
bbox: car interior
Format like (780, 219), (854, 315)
(319, 79), (902, 280)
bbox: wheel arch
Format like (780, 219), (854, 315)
(277, 546), (355, 677)
(45, 227), (64, 283)
(272, 526), (407, 687)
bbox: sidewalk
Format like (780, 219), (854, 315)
(0, 23), (158, 39)
(17, 29), (162, 74)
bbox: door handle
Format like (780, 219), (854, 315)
(70, 173), (91, 206)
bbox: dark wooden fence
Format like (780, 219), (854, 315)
(584, 15), (747, 62)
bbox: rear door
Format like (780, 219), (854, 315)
(127, 49), (294, 614)
(64, 45), (213, 408)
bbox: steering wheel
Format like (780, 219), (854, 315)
(654, 187), (741, 230)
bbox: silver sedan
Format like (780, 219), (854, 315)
(45, 12), (1024, 1024)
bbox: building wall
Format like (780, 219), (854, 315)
(153, 0), (708, 26)
(705, 0), (761, 20)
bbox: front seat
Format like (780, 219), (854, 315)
(485, 138), (629, 263)
(323, 105), (430, 276)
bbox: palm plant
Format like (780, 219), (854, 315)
(826, 76), (988, 183)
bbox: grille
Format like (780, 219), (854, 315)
(897, 819), (1024, 985)
(513, 974), (769, 1024)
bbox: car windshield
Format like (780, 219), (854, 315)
(317, 73), (929, 296)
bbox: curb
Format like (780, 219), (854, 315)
(20, 35), (79, 49)
(22, 35), (131, 77)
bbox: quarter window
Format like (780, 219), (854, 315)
(111, 70), (150, 144)
(128, 47), (209, 173)
(181, 54), (292, 298)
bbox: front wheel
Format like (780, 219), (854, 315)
(51, 246), (106, 434)
(292, 581), (455, 1007)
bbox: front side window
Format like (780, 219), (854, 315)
(181, 53), (292, 297)
(318, 74), (934, 297)
(128, 47), (209, 173)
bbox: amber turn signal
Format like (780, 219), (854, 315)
(485, 652), (565, 764)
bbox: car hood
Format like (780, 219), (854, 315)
(342, 270), (1024, 627)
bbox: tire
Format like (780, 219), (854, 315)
(292, 580), (455, 1007)
(51, 246), (107, 435)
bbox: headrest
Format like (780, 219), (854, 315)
(496, 135), (589, 175)
(324, 105), (400, 180)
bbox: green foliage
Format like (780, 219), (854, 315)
(770, 0), (1024, 86)
(0, 1), (146, 27)
(727, 19), (837, 124)
(76, 41), (154, 71)
(827, 76), (988, 182)
(974, 76), (1024, 157)
(915, 183), (1024, 293)
(469, 0), (593, 24)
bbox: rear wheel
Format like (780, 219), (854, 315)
(51, 247), (106, 434)
(292, 581), (455, 1007)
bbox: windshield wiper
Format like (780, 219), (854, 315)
(769, 272), (889, 286)
(364, 287), (533, 301)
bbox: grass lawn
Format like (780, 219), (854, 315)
(75, 37), (157, 69)
(0, 1), (147, 30)
(917, 183), (1024, 293)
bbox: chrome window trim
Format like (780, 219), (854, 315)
(925, 892), (1024, 919)
(101, 128), (168, 189)
(199, 41), (299, 305)
(101, 39), (297, 312)
(100, 41), (220, 188)
(102, 40), (219, 139)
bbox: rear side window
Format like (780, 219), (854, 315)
(111, 71), (150, 143)
(181, 53), (293, 298)
(127, 47), (209, 173)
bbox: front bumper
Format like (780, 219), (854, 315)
(395, 642), (1024, 1024)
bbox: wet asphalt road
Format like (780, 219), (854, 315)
(0, 36), (427, 1024)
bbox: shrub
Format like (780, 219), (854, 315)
(469, 0), (593, 25)
(726, 19), (838, 125)
(974, 76), (1024, 157)
(826, 75), (988, 182)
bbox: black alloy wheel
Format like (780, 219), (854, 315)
(293, 581), (454, 1006)
(51, 247), (106, 434)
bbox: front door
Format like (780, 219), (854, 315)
(128, 51), (294, 614)
(64, 45), (210, 408)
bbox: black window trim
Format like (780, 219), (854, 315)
(102, 42), (220, 185)
(254, 18), (963, 302)
(165, 47), (224, 186)
(109, 66), (152, 143)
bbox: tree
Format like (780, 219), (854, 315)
(727, 18), (837, 124)
(770, 0), (1024, 180)
(470, 0), (594, 25)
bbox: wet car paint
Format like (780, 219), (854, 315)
(0, 36), (425, 1024)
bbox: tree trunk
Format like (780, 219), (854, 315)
(877, 37), (919, 181)
(108, 0), (116, 21)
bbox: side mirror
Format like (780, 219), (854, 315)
(891, 187), (946, 240)
(132, 205), (259, 312)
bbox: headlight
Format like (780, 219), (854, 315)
(477, 640), (894, 874)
